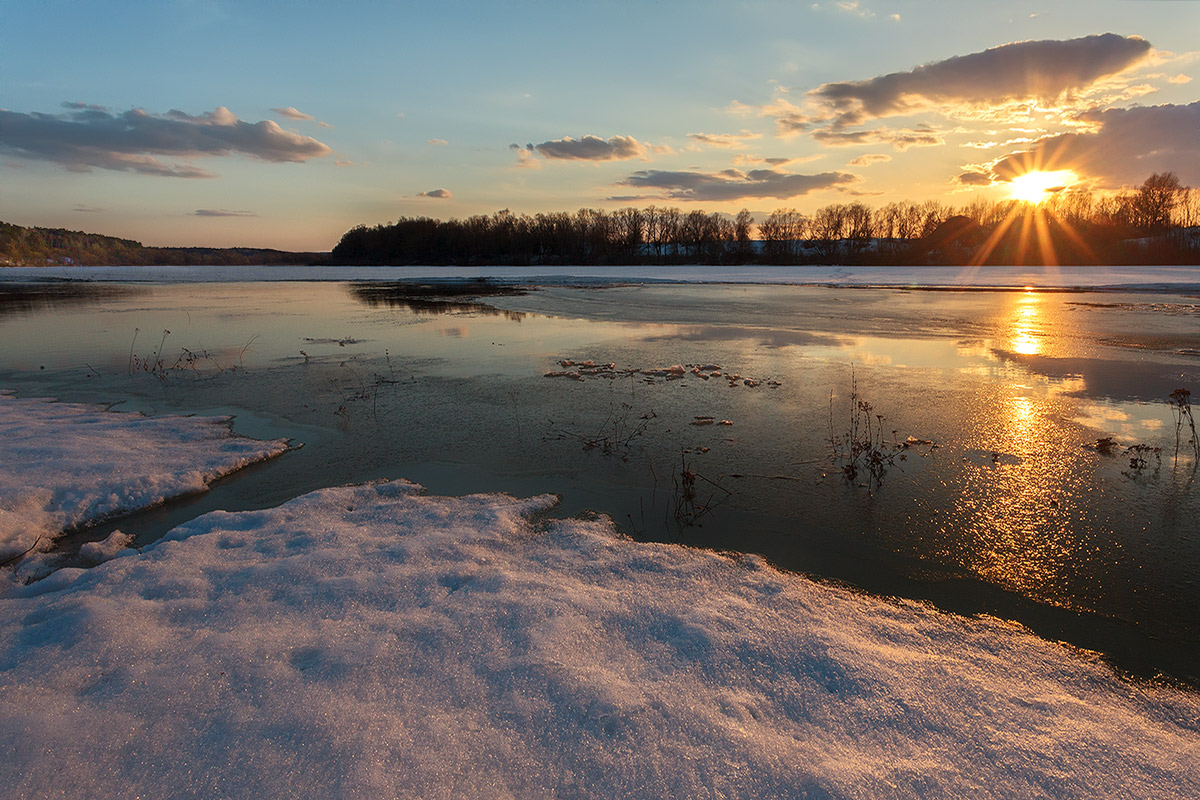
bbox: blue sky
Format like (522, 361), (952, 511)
(3, 0), (1198, 249)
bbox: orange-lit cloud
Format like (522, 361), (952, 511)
(847, 153), (891, 166)
(616, 168), (860, 201)
(983, 101), (1200, 186)
(0, 103), (332, 177)
(812, 126), (943, 149)
(418, 188), (452, 199)
(810, 34), (1152, 127)
(687, 131), (762, 148)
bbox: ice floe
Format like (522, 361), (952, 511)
(0, 392), (289, 566)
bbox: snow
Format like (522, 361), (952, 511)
(4, 263), (1200, 292)
(2, 478), (1197, 799)
(0, 392), (289, 564)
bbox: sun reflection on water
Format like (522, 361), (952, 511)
(1010, 290), (1043, 355)
(950, 385), (1093, 609)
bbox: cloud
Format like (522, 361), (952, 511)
(687, 131), (762, 148)
(1168, 73), (1192, 85)
(810, 34), (1152, 126)
(272, 106), (315, 121)
(985, 101), (1200, 186)
(334, 159), (355, 167)
(72, 204), (103, 213)
(616, 168), (860, 201)
(520, 135), (647, 161)
(811, 126), (943, 150)
(418, 189), (452, 199)
(847, 153), (891, 166)
(193, 209), (258, 217)
(833, 1), (874, 19)
(731, 154), (824, 167)
(427, 139), (448, 146)
(0, 104), (332, 177)
(509, 145), (542, 170)
(955, 171), (993, 187)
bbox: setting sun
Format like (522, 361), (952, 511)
(1008, 170), (1076, 204)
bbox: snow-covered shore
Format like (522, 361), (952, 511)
(2, 476), (1198, 798)
(0, 392), (288, 568)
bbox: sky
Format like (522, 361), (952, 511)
(2, 0), (1199, 251)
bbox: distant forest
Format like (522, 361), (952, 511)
(0, 221), (320, 267)
(4, 172), (1199, 268)
(332, 172), (1200, 267)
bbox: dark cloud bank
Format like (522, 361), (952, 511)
(0, 103), (331, 177)
(515, 135), (645, 161)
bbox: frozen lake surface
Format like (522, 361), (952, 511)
(1, 270), (1198, 685)
(2, 266), (1199, 795)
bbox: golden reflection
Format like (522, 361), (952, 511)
(953, 389), (1082, 608)
(1009, 290), (1042, 355)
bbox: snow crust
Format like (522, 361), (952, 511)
(2, 479), (1197, 799)
(0, 393), (288, 562)
(4, 264), (1200, 292)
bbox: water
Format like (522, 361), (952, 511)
(1, 277), (1198, 685)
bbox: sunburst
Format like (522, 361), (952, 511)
(1007, 170), (1076, 204)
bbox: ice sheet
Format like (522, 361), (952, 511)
(1, 479), (1196, 798)
(0, 392), (289, 563)
(4, 263), (1200, 292)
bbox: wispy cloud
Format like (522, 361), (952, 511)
(72, 204), (104, 213)
(0, 103), (332, 177)
(418, 188), (452, 199)
(687, 130), (762, 149)
(193, 209), (258, 217)
(847, 153), (891, 166)
(271, 106), (314, 121)
(616, 168), (860, 201)
(427, 138), (448, 146)
(516, 135), (648, 162)
(731, 154), (824, 167)
(811, 126), (943, 150)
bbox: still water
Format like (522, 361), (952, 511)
(2, 279), (1198, 685)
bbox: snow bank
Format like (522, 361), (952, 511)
(1, 480), (1196, 799)
(0, 393), (289, 562)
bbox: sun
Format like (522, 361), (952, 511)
(1007, 170), (1076, 204)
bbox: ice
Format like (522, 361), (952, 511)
(1, 478), (1197, 798)
(4, 264), (1200, 292)
(0, 392), (289, 563)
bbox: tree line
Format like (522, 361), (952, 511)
(0, 221), (320, 267)
(332, 172), (1200, 266)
